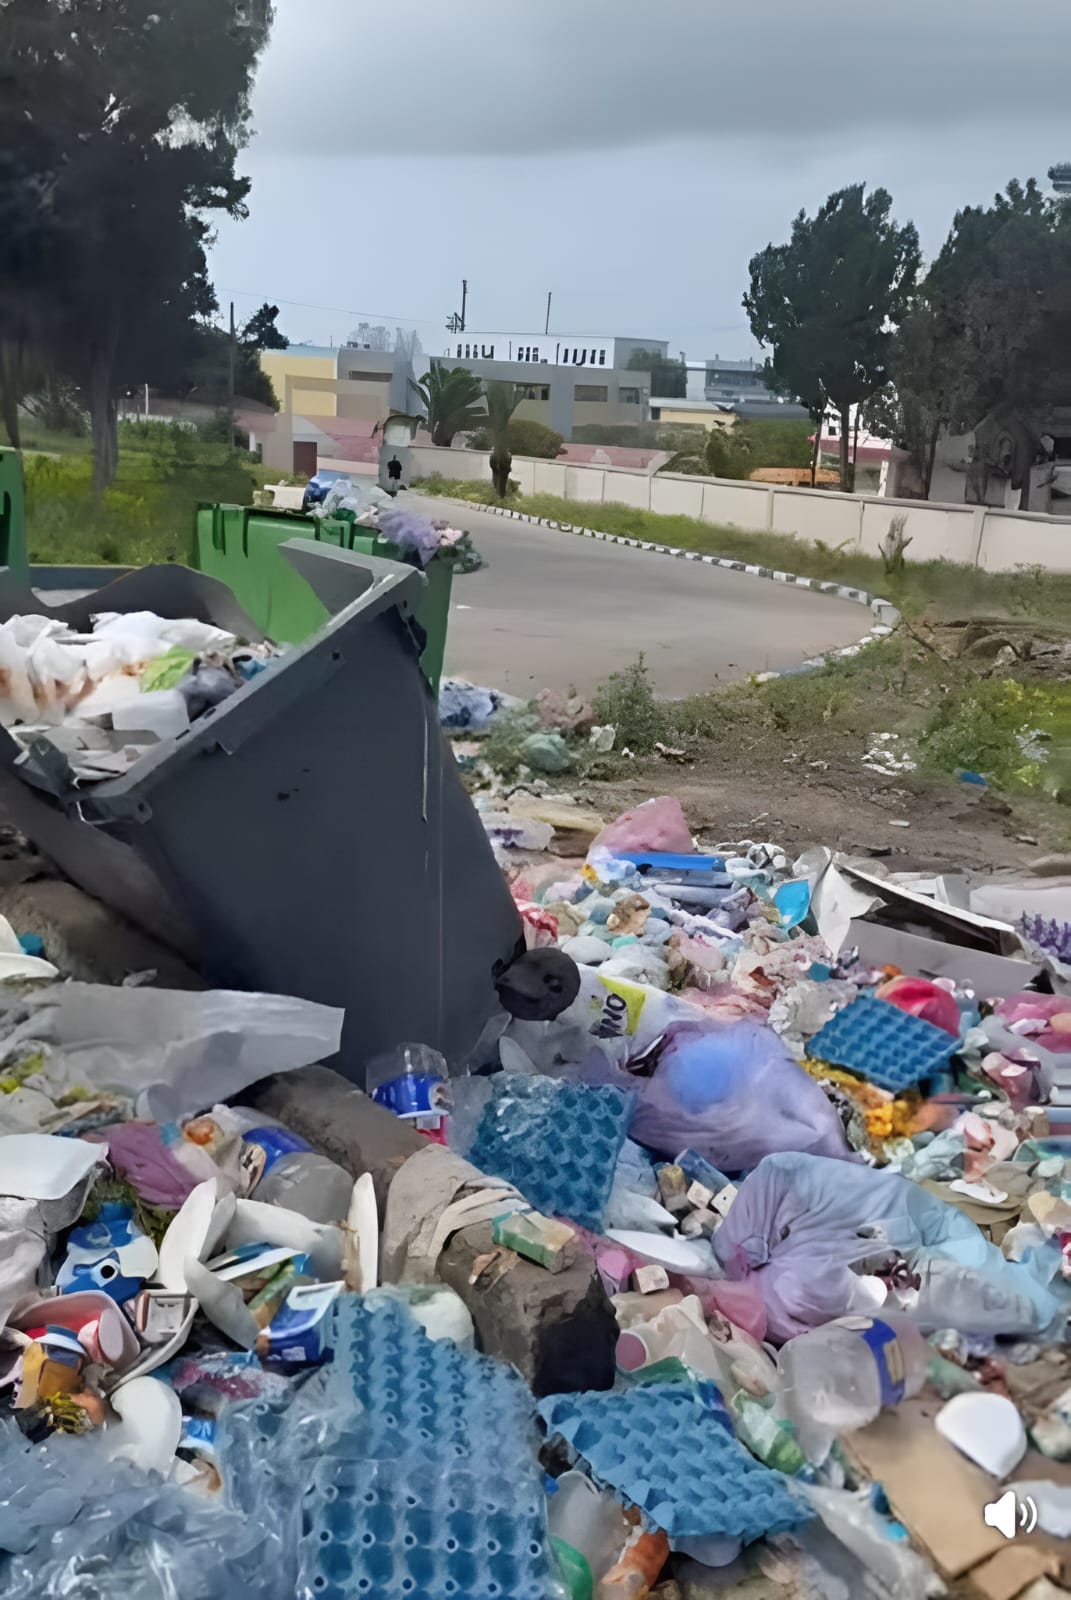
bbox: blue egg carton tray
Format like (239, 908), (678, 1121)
(538, 1382), (812, 1543)
(468, 1072), (635, 1230)
(248, 1295), (556, 1600)
(807, 995), (957, 1092)
(300, 1457), (552, 1600)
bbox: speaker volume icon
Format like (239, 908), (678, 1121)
(984, 1490), (1039, 1539)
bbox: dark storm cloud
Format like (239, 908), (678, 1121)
(254, 0), (1071, 157)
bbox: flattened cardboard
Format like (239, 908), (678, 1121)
(845, 1396), (1071, 1588)
(972, 1545), (1060, 1600)
(847, 920), (1041, 996)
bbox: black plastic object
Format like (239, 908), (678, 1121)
(495, 948), (581, 1021)
(0, 543), (523, 1081)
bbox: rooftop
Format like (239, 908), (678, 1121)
(272, 343), (337, 361)
(705, 356), (764, 373)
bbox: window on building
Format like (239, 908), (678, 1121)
(620, 387), (641, 405)
(575, 384), (609, 402)
(562, 348), (570, 363)
(456, 345), (462, 358)
(541, 385), (550, 401)
(531, 347), (539, 362)
(590, 349), (596, 364)
(598, 350), (606, 365)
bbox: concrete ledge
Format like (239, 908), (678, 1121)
(250, 1065), (617, 1394)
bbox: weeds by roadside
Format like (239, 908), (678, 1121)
(592, 656), (669, 754)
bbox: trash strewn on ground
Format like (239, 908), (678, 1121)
(3, 766), (1071, 1595)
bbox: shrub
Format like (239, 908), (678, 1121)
(465, 419), (564, 459)
(506, 419), (564, 459)
(593, 655), (669, 754)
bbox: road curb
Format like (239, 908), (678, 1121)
(437, 495), (900, 679)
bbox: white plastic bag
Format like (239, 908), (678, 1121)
(7, 985), (344, 1121)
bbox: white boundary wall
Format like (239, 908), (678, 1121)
(404, 446), (1071, 573)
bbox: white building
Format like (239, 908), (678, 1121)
(441, 332), (668, 371)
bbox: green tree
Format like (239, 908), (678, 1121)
(863, 302), (960, 498)
(927, 179), (1071, 507)
(411, 365), (487, 447)
(241, 302), (288, 353)
(745, 185), (920, 491)
(484, 381), (522, 498)
(0, 0), (273, 488)
(627, 347), (686, 398)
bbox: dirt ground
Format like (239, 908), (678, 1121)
(578, 746), (1068, 875)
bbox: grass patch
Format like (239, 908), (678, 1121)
(414, 481), (1071, 624)
(412, 473), (519, 506)
(24, 447), (263, 566)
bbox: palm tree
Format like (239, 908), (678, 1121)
(484, 380), (521, 498)
(410, 365), (486, 447)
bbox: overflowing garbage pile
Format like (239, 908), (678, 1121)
(452, 791), (1071, 1596)
(0, 611), (279, 781)
(4, 779), (1071, 1597)
(302, 473), (483, 572)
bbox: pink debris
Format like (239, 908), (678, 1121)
(591, 796), (694, 857)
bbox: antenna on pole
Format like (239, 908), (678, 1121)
(446, 280), (469, 336)
(545, 291), (552, 336)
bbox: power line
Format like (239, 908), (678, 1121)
(217, 288), (442, 327)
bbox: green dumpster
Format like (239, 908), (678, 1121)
(0, 448), (30, 580)
(192, 503), (454, 690)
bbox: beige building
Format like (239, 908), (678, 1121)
(259, 345), (340, 419)
(649, 398), (737, 430)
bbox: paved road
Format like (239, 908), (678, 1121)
(416, 495), (869, 699)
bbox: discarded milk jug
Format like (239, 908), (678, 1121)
(778, 1313), (929, 1463)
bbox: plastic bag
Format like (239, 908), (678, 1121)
(90, 610), (237, 660)
(0, 1416), (292, 1598)
(615, 1021), (853, 1173)
(713, 1152), (1059, 1343)
(5, 985), (344, 1123)
(590, 796), (693, 857)
(439, 679), (500, 731)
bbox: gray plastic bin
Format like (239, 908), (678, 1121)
(0, 544), (523, 1080)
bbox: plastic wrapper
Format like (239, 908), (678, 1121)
(2, 984), (344, 1123)
(0, 1416), (287, 1597)
(713, 1151), (1059, 1343)
(439, 678), (500, 731)
(609, 1021), (853, 1173)
(800, 1484), (944, 1600)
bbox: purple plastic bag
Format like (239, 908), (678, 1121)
(712, 1151), (1059, 1343)
(619, 1021), (852, 1174)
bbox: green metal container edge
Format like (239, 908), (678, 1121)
(191, 501), (454, 692)
(0, 448), (31, 579)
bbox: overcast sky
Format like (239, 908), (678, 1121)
(209, 0), (1071, 361)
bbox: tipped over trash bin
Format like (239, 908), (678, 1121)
(0, 542), (521, 1081)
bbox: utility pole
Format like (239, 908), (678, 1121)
(226, 301), (237, 450)
(460, 279), (468, 333)
(545, 291), (552, 336)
